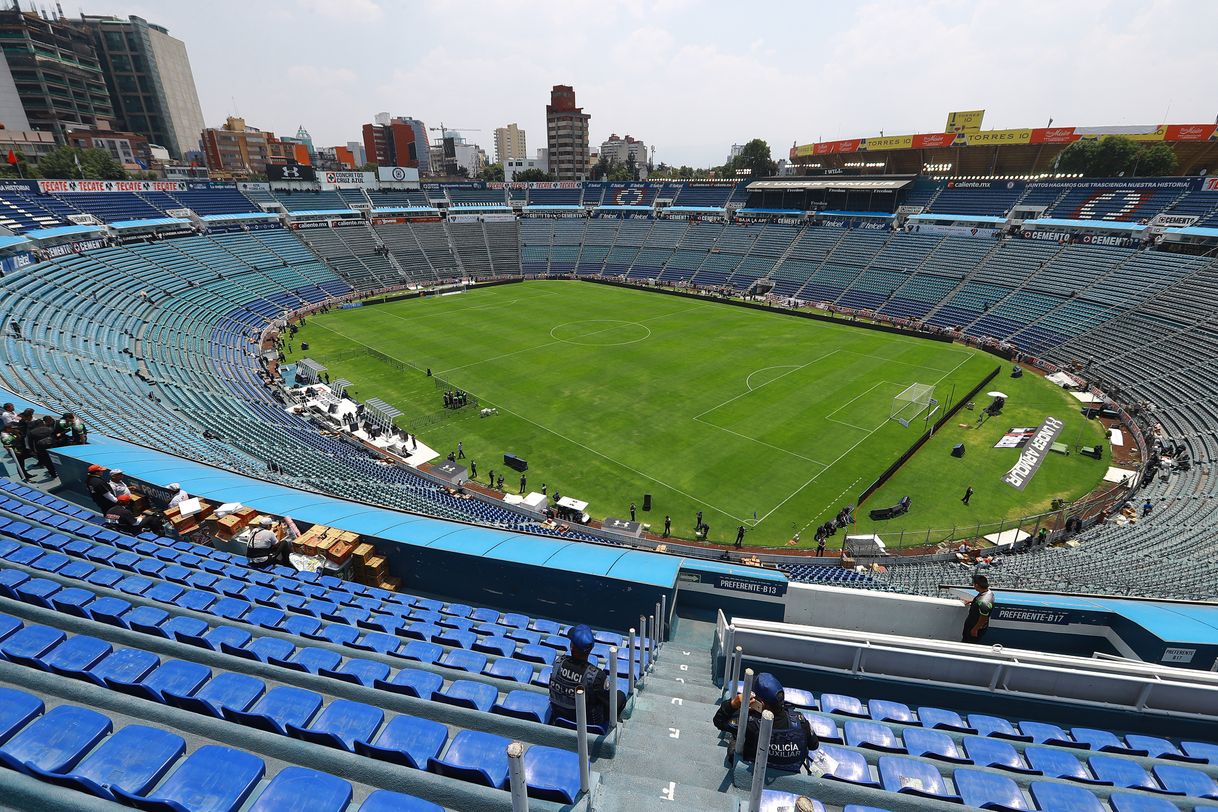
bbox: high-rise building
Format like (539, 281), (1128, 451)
(346, 140), (366, 168)
(362, 113), (430, 172)
(493, 123), (526, 164)
(546, 85), (589, 181)
(72, 14), (205, 160)
(0, 7), (116, 142)
(200, 116), (282, 178)
(599, 133), (648, 178)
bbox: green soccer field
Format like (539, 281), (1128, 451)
(287, 280), (1109, 548)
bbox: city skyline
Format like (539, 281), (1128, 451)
(31, 0), (1218, 168)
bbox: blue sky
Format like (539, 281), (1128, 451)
(70, 0), (1218, 166)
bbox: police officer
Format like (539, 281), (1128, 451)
(548, 624), (614, 727)
(713, 672), (817, 771)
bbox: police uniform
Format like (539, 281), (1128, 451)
(713, 672), (818, 772)
(547, 624), (613, 726)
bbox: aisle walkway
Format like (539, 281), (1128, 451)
(594, 614), (741, 811)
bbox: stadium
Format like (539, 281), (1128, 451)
(0, 7), (1216, 811)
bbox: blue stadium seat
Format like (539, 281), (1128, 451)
(1181, 741), (1218, 765)
(353, 715), (448, 770)
(27, 724), (184, 801)
(963, 736), (1034, 772)
(1089, 754), (1160, 791)
(436, 679), (498, 713)
(357, 789), (444, 812)
(1071, 727), (1143, 755)
(902, 727), (968, 763)
(113, 744), (265, 812)
(798, 711), (842, 744)
(877, 755), (961, 801)
(0, 705), (111, 773)
(783, 687), (817, 709)
(1029, 781), (1106, 812)
(374, 667), (443, 700)
(37, 635), (112, 676)
(223, 685), (322, 735)
(815, 743), (878, 786)
(917, 706), (975, 732)
(845, 720), (905, 752)
(1110, 793), (1186, 812)
(166, 671), (264, 717)
(820, 693), (867, 717)
(0, 687), (43, 746)
(968, 714), (1032, 741)
(1152, 764), (1218, 799)
(110, 659), (211, 703)
(1125, 735), (1203, 762)
(867, 699), (914, 723)
(1025, 746), (1099, 782)
(429, 729), (511, 788)
(0, 624), (66, 667)
(1019, 721), (1081, 748)
(493, 690), (552, 724)
(247, 766), (353, 812)
(286, 699), (384, 752)
(524, 744), (582, 803)
(319, 658), (390, 688)
(484, 657), (533, 684)
(953, 768), (1029, 811)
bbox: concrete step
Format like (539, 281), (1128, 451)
(593, 768), (738, 812)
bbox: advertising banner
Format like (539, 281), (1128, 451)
(960, 128), (1033, 146)
(321, 171), (375, 188)
(37, 179), (186, 193)
(945, 109), (986, 133)
(377, 166), (420, 184)
(1002, 416), (1065, 490)
(266, 165), (316, 182)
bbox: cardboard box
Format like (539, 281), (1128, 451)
(213, 515), (244, 539)
(364, 555), (387, 579)
(326, 540), (354, 565)
(376, 575), (400, 592)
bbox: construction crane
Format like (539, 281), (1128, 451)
(428, 125), (482, 178)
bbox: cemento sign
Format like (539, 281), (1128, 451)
(1002, 416), (1065, 491)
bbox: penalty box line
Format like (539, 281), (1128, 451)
(752, 352), (977, 528)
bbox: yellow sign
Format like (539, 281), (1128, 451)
(792, 143), (818, 157)
(862, 135), (914, 151)
(1123, 126), (1169, 142)
(961, 128), (1033, 146)
(945, 110), (986, 133)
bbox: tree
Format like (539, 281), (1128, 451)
(722, 138), (776, 179)
(514, 168), (554, 182)
(1057, 136), (1179, 177)
(36, 146), (126, 179)
(0, 149), (35, 179)
(479, 163), (504, 182)
(625, 152), (639, 181)
(590, 155), (611, 181)
(360, 162), (377, 172)
(1133, 143), (1178, 176)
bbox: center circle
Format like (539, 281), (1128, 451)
(550, 319), (653, 346)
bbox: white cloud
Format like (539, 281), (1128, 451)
(296, 0), (383, 23)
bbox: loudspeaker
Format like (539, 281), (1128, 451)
(642, 494), (652, 511)
(951, 444), (966, 458)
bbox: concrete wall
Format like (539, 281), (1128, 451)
(783, 582), (966, 641)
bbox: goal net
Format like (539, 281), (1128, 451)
(890, 383), (938, 427)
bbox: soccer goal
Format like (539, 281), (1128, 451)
(890, 383), (939, 427)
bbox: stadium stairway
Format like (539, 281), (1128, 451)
(592, 614), (745, 811)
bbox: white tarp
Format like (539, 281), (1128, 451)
(1109, 427), (1124, 446)
(1104, 466), (1138, 484)
(1047, 371), (1080, 388)
(1069, 390), (1102, 404)
(984, 528), (1030, 547)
